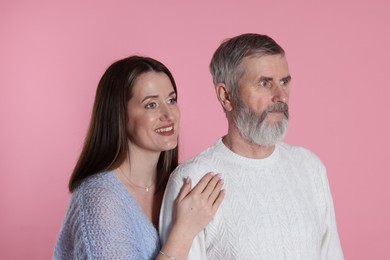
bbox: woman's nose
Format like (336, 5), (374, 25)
(160, 104), (175, 121)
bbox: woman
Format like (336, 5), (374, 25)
(54, 56), (225, 259)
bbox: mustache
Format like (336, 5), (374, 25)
(260, 102), (289, 122)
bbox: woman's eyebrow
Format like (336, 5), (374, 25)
(142, 95), (159, 102)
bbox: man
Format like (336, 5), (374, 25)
(159, 33), (344, 259)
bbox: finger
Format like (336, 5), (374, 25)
(190, 172), (214, 193)
(211, 189), (225, 213)
(207, 178), (224, 204)
(176, 177), (192, 202)
(201, 173), (222, 197)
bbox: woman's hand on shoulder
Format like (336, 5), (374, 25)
(158, 173), (225, 260)
(173, 172), (225, 239)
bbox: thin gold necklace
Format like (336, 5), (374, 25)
(119, 167), (154, 192)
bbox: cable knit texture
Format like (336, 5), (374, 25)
(54, 172), (160, 260)
(160, 139), (344, 260)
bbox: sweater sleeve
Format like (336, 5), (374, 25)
(75, 182), (143, 259)
(54, 174), (159, 260)
(319, 164), (344, 260)
(159, 168), (208, 260)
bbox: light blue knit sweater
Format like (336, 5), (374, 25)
(54, 172), (160, 259)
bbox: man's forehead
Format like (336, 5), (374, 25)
(244, 53), (287, 63)
(243, 54), (290, 75)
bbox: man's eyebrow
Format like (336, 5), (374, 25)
(281, 75), (292, 81)
(259, 76), (273, 81)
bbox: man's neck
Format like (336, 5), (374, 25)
(222, 129), (276, 159)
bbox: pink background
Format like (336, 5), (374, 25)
(1, 0), (389, 259)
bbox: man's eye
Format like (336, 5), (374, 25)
(280, 78), (290, 86)
(260, 80), (270, 87)
(145, 102), (157, 109)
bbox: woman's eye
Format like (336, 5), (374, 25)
(145, 102), (157, 109)
(167, 97), (177, 105)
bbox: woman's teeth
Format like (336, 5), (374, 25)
(156, 126), (173, 133)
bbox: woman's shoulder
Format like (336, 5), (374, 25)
(76, 172), (114, 192)
(79, 171), (117, 188)
(73, 172), (131, 207)
(56, 172), (157, 259)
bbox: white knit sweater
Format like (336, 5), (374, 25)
(159, 139), (344, 260)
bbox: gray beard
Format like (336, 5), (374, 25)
(234, 100), (289, 147)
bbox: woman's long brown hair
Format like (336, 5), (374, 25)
(69, 56), (178, 194)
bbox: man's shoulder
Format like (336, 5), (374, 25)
(278, 142), (326, 175)
(172, 140), (221, 180)
(278, 142), (321, 160)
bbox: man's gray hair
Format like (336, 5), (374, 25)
(209, 33), (285, 104)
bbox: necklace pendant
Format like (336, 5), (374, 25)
(145, 187), (149, 192)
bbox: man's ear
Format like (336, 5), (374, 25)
(215, 83), (233, 112)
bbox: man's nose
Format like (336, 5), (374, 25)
(272, 84), (288, 103)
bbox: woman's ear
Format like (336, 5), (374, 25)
(215, 83), (233, 112)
